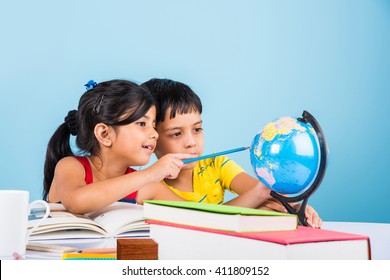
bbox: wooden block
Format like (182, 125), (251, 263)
(117, 238), (158, 260)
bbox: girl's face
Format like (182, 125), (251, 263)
(154, 110), (204, 169)
(111, 106), (158, 166)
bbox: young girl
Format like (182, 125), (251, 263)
(138, 78), (322, 228)
(43, 79), (194, 214)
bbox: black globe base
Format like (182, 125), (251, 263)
(271, 191), (311, 226)
(271, 110), (328, 227)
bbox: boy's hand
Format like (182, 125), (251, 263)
(300, 204), (322, 228)
(258, 198), (288, 213)
(260, 199), (322, 228)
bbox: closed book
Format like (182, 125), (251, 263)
(143, 200), (297, 232)
(147, 220), (371, 260)
(62, 253), (116, 260)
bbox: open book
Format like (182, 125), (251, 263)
(28, 202), (149, 241)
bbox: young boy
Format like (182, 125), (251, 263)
(137, 78), (322, 228)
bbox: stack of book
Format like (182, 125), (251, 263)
(143, 200), (371, 260)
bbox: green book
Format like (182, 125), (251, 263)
(144, 200), (297, 233)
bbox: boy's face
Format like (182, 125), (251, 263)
(154, 110), (204, 168)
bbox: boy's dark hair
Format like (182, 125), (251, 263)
(142, 78), (202, 123)
(43, 79), (154, 201)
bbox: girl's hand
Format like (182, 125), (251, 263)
(148, 153), (195, 181)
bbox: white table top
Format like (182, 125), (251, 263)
(24, 221), (390, 260)
(322, 221), (390, 260)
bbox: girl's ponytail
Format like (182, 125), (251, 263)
(43, 111), (77, 201)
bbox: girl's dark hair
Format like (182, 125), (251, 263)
(43, 79), (154, 201)
(142, 78), (202, 123)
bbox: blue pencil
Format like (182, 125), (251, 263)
(182, 146), (249, 164)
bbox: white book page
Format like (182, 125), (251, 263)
(86, 202), (146, 236)
(28, 208), (101, 233)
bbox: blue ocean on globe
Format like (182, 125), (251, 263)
(250, 116), (320, 194)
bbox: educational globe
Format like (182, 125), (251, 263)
(250, 116), (320, 194)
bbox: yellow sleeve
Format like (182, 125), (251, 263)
(213, 155), (245, 191)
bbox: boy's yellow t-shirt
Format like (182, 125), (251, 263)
(163, 156), (245, 204)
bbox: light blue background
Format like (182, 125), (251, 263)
(1, 0), (389, 223)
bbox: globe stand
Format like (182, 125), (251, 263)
(270, 110), (328, 226)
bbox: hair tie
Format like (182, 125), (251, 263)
(84, 80), (98, 90)
(64, 110), (78, 136)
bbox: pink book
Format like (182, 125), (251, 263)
(147, 220), (368, 244)
(146, 220), (371, 259)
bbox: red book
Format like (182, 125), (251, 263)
(147, 220), (371, 260)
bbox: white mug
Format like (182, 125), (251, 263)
(0, 190), (50, 259)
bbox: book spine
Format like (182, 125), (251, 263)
(62, 253), (116, 260)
